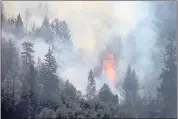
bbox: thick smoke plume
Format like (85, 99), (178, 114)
(3, 1), (162, 98)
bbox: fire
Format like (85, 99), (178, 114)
(103, 51), (115, 80)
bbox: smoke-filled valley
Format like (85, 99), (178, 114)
(1, 1), (177, 118)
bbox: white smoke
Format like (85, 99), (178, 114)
(3, 1), (162, 98)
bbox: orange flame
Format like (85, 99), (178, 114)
(103, 51), (115, 80)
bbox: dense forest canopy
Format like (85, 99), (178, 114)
(1, 1), (177, 118)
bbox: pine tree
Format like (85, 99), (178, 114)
(15, 14), (23, 28)
(1, 39), (19, 112)
(26, 64), (39, 118)
(2, 39), (19, 80)
(7, 39), (19, 73)
(42, 16), (50, 29)
(36, 57), (43, 71)
(16, 64), (40, 118)
(86, 70), (96, 100)
(1, 65), (21, 119)
(131, 69), (139, 103)
(43, 47), (58, 74)
(5, 18), (16, 33)
(40, 47), (58, 105)
(2, 72), (14, 111)
(14, 14), (25, 38)
(21, 41), (35, 70)
(62, 80), (78, 102)
(153, 2), (177, 118)
(7, 39), (19, 112)
(98, 84), (113, 104)
(1, 38), (8, 81)
(123, 65), (132, 105)
(157, 37), (176, 117)
(51, 19), (71, 43)
(39, 16), (53, 42)
(123, 65), (139, 107)
(19, 42), (38, 118)
(51, 18), (61, 37)
(20, 41), (35, 112)
(30, 23), (37, 37)
(122, 65), (140, 118)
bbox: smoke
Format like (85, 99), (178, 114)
(125, 18), (160, 98)
(3, 1), (164, 98)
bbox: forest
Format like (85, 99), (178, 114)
(1, 1), (177, 118)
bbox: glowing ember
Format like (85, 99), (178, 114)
(103, 51), (115, 80)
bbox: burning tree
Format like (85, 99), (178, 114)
(102, 51), (116, 81)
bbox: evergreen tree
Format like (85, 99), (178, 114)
(20, 41), (35, 112)
(2, 72), (14, 111)
(14, 14), (25, 38)
(123, 65), (139, 107)
(1, 38), (8, 81)
(157, 37), (177, 117)
(86, 70), (96, 100)
(36, 57), (43, 71)
(40, 47), (58, 105)
(21, 41), (35, 70)
(153, 2), (177, 118)
(7, 39), (19, 73)
(152, 2), (176, 71)
(123, 65), (132, 105)
(26, 64), (39, 118)
(1, 39), (19, 112)
(2, 39), (19, 80)
(1, 65), (21, 119)
(60, 80), (79, 110)
(5, 18), (16, 33)
(42, 47), (58, 74)
(51, 19), (71, 43)
(131, 69), (139, 103)
(15, 14), (23, 28)
(63, 80), (78, 101)
(30, 23), (37, 37)
(98, 84), (114, 104)
(38, 16), (53, 42)
(6, 39), (19, 111)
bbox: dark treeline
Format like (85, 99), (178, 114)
(1, 2), (177, 118)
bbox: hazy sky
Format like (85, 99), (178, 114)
(3, 1), (160, 98)
(3, 1), (150, 49)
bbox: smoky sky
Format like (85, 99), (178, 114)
(2, 1), (173, 99)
